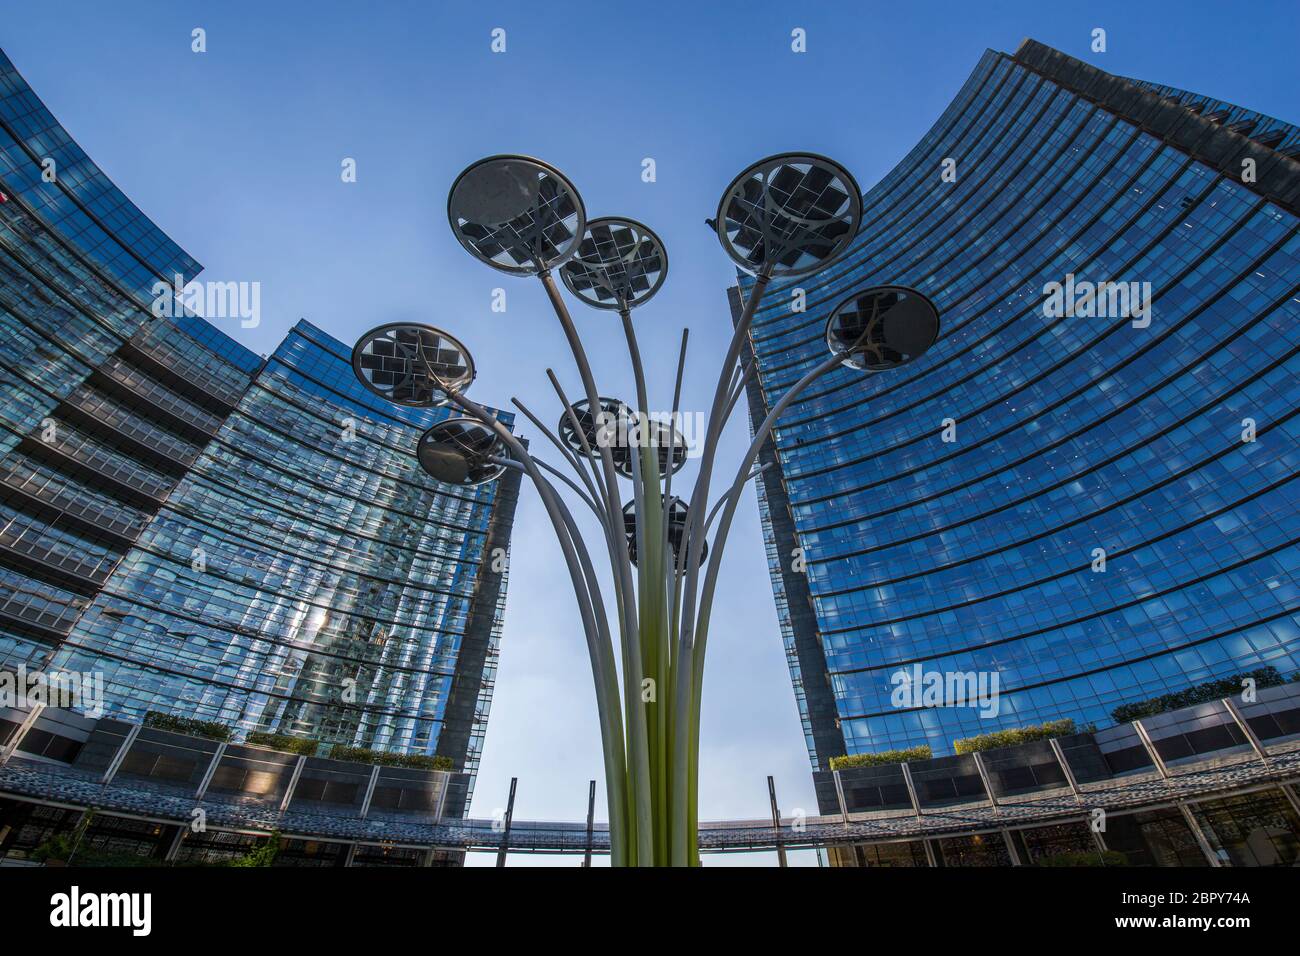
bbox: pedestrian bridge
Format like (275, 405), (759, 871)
(3, 688), (1299, 863)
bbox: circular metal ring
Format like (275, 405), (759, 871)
(612, 417), (688, 478)
(352, 323), (475, 407)
(559, 216), (668, 310)
(824, 285), (941, 371)
(558, 397), (633, 459)
(417, 417), (506, 486)
(448, 155), (586, 276)
(715, 152), (862, 279)
(622, 496), (706, 567)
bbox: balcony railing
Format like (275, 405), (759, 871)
(63, 386), (200, 467)
(0, 513), (115, 586)
(0, 455), (148, 540)
(0, 579), (85, 636)
(97, 355), (223, 435)
(127, 327), (249, 408)
(35, 423), (173, 501)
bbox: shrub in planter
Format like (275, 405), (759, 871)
(32, 809), (95, 865)
(245, 731), (318, 755)
(31, 833), (76, 866)
(829, 746), (932, 770)
(953, 719), (1075, 755)
(1111, 667), (1287, 724)
(143, 711), (232, 741)
(328, 744), (454, 771)
(229, 830), (282, 867)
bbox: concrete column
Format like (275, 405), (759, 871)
(1090, 818), (1110, 861)
(1178, 801), (1223, 867)
(900, 761), (923, 818)
(972, 751), (999, 813)
(1048, 737), (1082, 800)
(358, 764), (381, 819)
(1133, 719), (1170, 779)
(279, 755), (306, 813)
(767, 775), (787, 868)
(1221, 697), (1270, 765)
(434, 772), (451, 823)
(582, 779), (595, 868)
(63, 808), (94, 865)
(193, 742), (227, 800)
(1001, 828), (1022, 866)
(100, 720), (142, 785)
(163, 825), (188, 863)
(832, 769), (849, 823)
(495, 776), (517, 867)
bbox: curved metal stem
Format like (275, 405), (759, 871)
(490, 454), (600, 520)
(508, 397), (607, 523)
(538, 270), (654, 867)
(702, 463), (771, 535)
(619, 306), (651, 424)
(696, 353), (843, 623)
(724, 361), (755, 425)
(441, 388), (629, 866)
(662, 329), (688, 583)
(546, 371), (612, 521)
(547, 370), (638, 648)
(670, 266), (772, 865)
(683, 352), (847, 865)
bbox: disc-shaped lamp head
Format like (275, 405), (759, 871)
(559, 217), (668, 310)
(558, 397), (633, 459)
(715, 153), (862, 278)
(353, 323), (475, 407)
(612, 417), (688, 478)
(416, 418), (506, 486)
(623, 496), (707, 567)
(824, 285), (941, 370)
(448, 155), (585, 276)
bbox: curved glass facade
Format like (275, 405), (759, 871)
(0, 46), (517, 797)
(0, 49), (201, 295)
(741, 40), (1300, 783)
(51, 322), (519, 778)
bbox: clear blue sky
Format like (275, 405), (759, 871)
(7, 0), (1297, 864)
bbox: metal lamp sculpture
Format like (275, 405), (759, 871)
(352, 152), (940, 866)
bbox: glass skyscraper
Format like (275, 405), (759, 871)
(0, 46), (518, 794)
(740, 39), (1300, 797)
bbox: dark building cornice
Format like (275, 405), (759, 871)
(1012, 38), (1300, 217)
